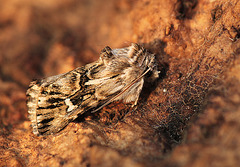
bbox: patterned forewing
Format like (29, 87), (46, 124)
(27, 67), (94, 135)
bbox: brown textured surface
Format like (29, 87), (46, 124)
(0, 0), (239, 166)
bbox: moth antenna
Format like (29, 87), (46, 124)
(91, 67), (151, 113)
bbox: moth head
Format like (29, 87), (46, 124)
(129, 43), (160, 82)
(99, 43), (159, 81)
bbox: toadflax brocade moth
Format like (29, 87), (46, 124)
(26, 43), (159, 135)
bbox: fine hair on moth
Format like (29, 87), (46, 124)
(26, 43), (160, 136)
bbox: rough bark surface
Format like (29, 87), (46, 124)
(0, 0), (240, 166)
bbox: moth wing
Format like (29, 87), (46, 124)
(27, 68), (89, 135)
(89, 68), (151, 114)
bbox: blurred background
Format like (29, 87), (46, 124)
(0, 0), (240, 166)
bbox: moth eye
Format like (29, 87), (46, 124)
(41, 90), (48, 95)
(145, 70), (153, 78)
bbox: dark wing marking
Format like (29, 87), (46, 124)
(27, 67), (94, 135)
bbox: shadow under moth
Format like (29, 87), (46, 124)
(27, 43), (159, 135)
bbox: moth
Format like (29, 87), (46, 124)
(27, 43), (159, 135)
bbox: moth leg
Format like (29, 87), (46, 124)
(132, 96), (139, 107)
